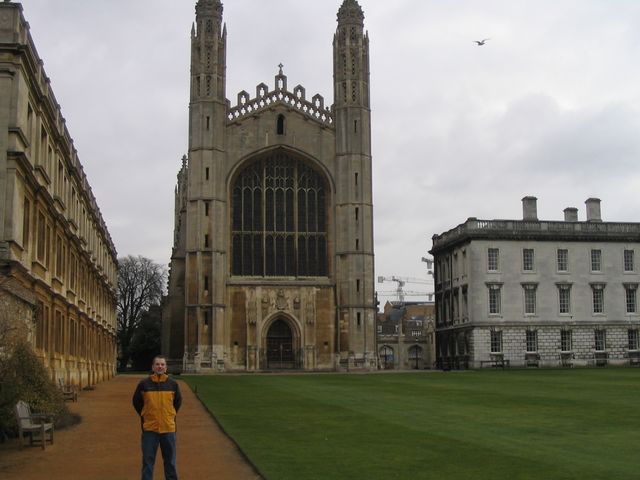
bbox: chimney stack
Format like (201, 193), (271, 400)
(563, 207), (578, 222)
(522, 196), (538, 221)
(585, 198), (602, 222)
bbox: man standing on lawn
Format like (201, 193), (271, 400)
(132, 355), (182, 480)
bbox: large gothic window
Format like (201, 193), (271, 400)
(232, 150), (328, 277)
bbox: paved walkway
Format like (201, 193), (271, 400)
(0, 375), (262, 479)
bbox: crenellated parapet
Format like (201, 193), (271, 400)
(227, 67), (333, 127)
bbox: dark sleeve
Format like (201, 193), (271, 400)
(173, 381), (182, 412)
(132, 380), (145, 415)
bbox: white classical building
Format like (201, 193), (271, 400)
(430, 197), (640, 368)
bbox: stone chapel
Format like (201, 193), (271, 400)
(163, 0), (375, 372)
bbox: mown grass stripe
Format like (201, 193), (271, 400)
(184, 370), (640, 480)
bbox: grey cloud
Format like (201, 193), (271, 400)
(18, 0), (640, 284)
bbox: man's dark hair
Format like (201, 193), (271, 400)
(151, 355), (167, 365)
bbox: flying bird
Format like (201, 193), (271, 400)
(474, 38), (490, 46)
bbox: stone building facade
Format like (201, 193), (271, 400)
(377, 301), (435, 370)
(0, 2), (118, 386)
(163, 0), (376, 372)
(0, 274), (36, 347)
(431, 197), (640, 369)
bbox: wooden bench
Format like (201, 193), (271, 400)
(14, 400), (54, 450)
(559, 352), (574, 368)
(479, 358), (510, 369)
(525, 353), (540, 368)
(58, 378), (78, 402)
(587, 352), (608, 367)
(353, 357), (366, 368)
(626, 352), (640, 366)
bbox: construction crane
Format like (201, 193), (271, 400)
(377, 290), (434, 300)
(377, 276), (433, 303)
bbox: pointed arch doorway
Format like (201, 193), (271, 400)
(265, 318), (300, 370)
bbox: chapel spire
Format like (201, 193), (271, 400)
(190, 0), (226, 102)
(195, 0), (223, 22)
(333, 0), (369, 108)
(332, 1), (375, 361)
(337, 0), (365, 26)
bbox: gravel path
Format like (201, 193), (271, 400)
(0, 375), (263, 480)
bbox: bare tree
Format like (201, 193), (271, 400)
(117, 255), (166, 370)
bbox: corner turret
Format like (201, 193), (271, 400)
(333, 0), (369, 109)
(332, 0), (375, 363)
(191, 0), (226, 102)
(337, 0), (365, 25)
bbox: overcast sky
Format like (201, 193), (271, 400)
(17, 0), (640, 302)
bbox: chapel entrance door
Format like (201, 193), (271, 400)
(266, 319), (296, 369)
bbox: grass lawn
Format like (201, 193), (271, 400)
(183, 369), (640, 480)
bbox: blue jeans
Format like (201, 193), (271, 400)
(141, 431), (178, 480)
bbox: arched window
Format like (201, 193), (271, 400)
(232, 150), (328, 277)
(408, 345), (422, 370)
(379, 345), (394, 369)
(408, 345), (422, 358)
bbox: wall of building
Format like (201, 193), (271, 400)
(166, 0), (376, 372)
(433, 210), (640, 369)
(377, 302), (435, 370)
(466, 239), (640, 325)
(472, 325), (634, 367)
(0, 3), (117, 386)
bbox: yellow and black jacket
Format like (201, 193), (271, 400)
(132, 373), (182, 433)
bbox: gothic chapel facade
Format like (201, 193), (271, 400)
(163, 0), (376, 372)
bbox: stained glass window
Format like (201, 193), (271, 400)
(232, 151), (327, 277)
